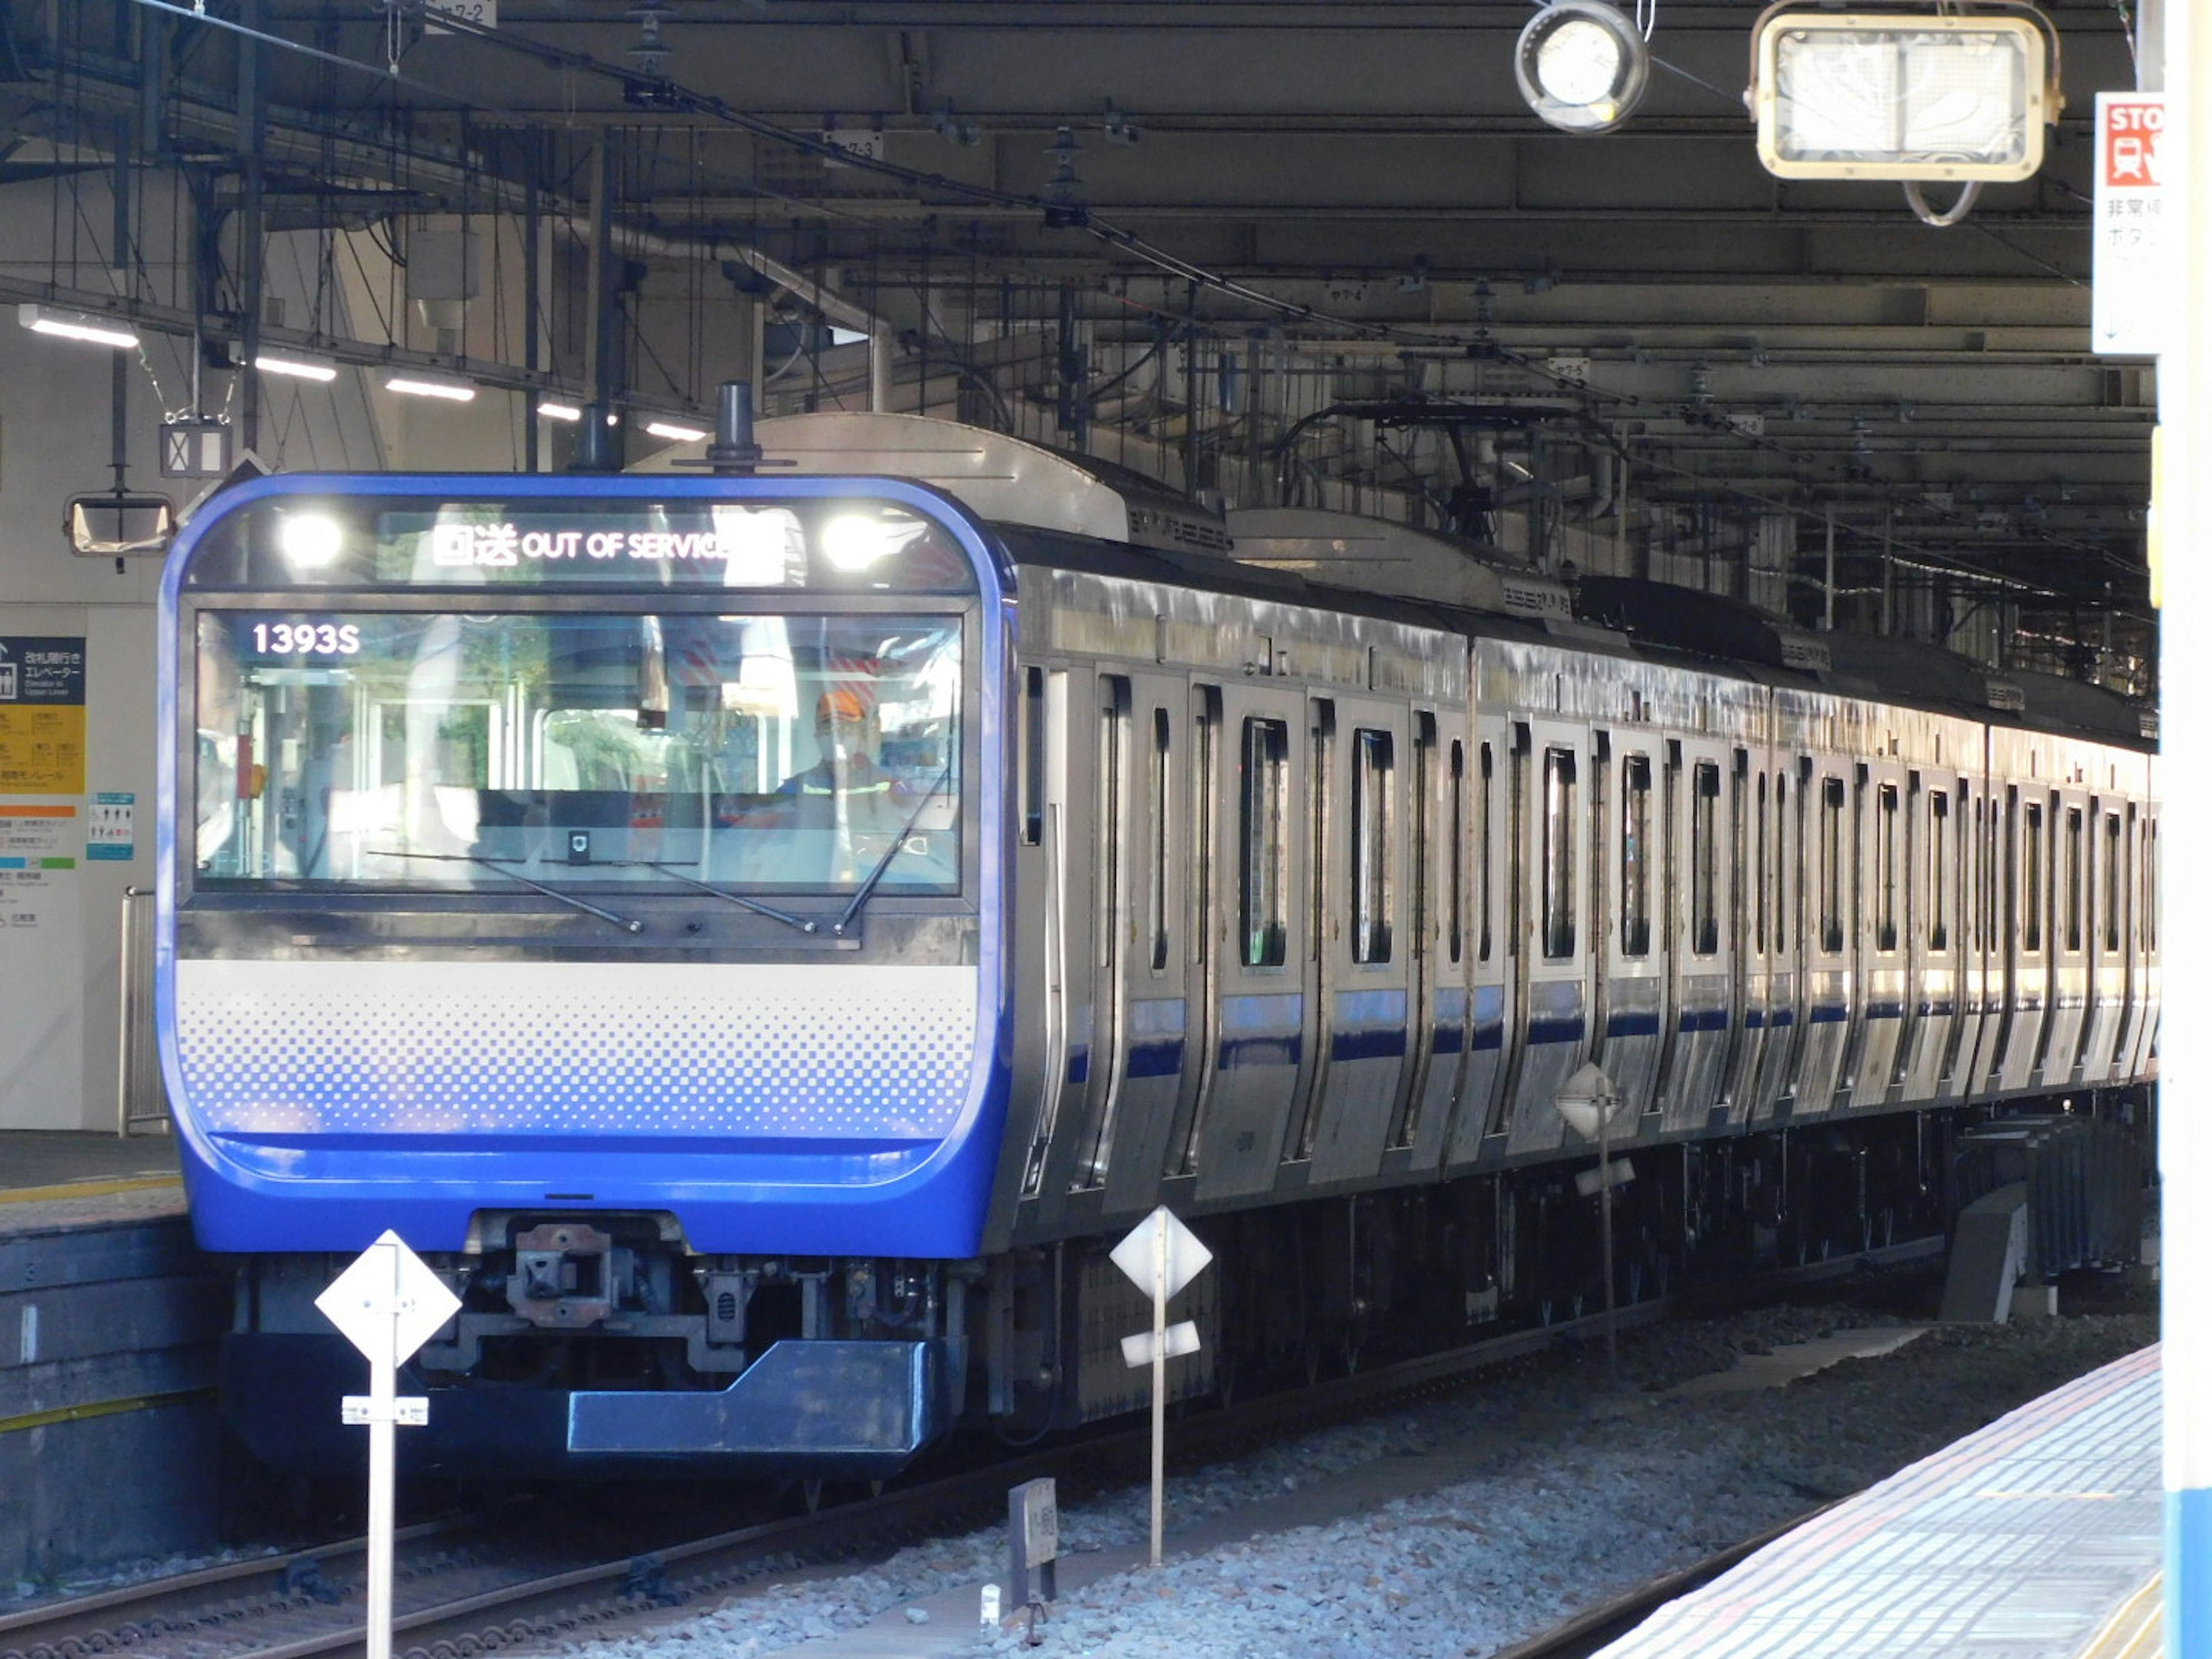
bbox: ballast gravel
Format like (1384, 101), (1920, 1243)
(546, 1289), (2156, 1659)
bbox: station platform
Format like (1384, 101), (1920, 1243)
(0, 1130), (221, 1586)
(1596, 1342), (2164, 1659)
(0, 1127), (184, 1240)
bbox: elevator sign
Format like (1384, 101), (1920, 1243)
(2092, 93), (2168, 357)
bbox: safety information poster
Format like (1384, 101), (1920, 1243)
(0, 636), (89, 794)
(0, 802), (75, 929)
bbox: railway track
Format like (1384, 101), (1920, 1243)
(1, 1236), (1941, 1659)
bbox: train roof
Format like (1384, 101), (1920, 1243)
(635, 414), (2152, 752)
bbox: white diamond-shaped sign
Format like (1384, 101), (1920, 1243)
(315, 1229), (462, 1367)
(1109, 1206), (1212, 1302)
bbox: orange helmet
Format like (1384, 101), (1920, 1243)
(816, 684), (876, 725)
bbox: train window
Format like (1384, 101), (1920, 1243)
(2105, 811), (2123, 953)
(1192, 687), (1219, 968)
(1238, 717), (1290, 968)
(1509, 733), (1527, 957)
(1621, 755), (1652, 957)
(192, 607), (964, 895)
(1873, 782), (1899, 953)
(1478, 741), (1494, 963)
(1818, 776), (1845, 955)
(1447, 737), (1465, 965)
(1986, 796), (2001, 956)
(1542, 747), (1577, 959)
(1098, 679), (1130, 975)
(1150, 707), (1172, 972)
(1022, 666), (1045, 846)
(2023, 798), (2045, 954)
(1691, 762), (1720, 956)
(1353, 729), (1396, 964)
(2065, 806), (2084, 954)
(1774, 774), (1789, 955)
(2147, 819), (2159, 952)
(1929, 790), (1950, 952)
(1755, 773), (1768, 955)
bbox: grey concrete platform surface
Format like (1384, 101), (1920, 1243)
(0, 1131), (224, 1589)
(1594, 1343), (2164, 1659)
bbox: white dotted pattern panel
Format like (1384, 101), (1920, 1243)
(175, 960), (980, 1138)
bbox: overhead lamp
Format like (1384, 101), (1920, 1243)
(1747, 7), (2059, 182)
(1515, 1), (1651, 135)
(18, 303), (139, 349)
(252, 349), (339, 382)
(537, 399), (583, 422)
(382, 371), (477, 402)
(643, 418), (710, 442)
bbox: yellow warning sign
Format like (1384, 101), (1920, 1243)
(0, 704), (86, 794)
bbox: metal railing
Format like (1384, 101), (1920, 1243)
(116, 886), (170, 1137)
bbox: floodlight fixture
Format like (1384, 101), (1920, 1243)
(537, 399), (584, 422)
(1747, 5), (2061, 182)
(18, 303), (139, 349)
(1516, 1), (1651, 136)
(382, 371), (478, 402)
(643, 418), (710, 442)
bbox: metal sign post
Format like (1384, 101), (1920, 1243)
(1110, 1205), (1211, 1567)
(315, 1230), (462, 1659)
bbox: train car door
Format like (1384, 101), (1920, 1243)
(1498, 718), (1595, 1155)
(1993, 778), (2054, 1096)
(2035, 783), (2091, 1089)
(1896, 771), (1960, 1103)
(1655, 736), (1734, 1131)
(1747, 762), (1801, 1122)
(2077, 795), (2126, 1088)
(1724, 756), (1774, 1120)
(1589, 734), (1666, 1118)
(1955, 767), (2006, 1099)
(1788, 759), (1854, 1115)
(1843, 759), (1908, 1109)
(1444, 721), (1511, 1169)
(1388, 711), (1471, 1175)
(2119, 794), (2159, 1080)
(1298, 696), (1414, 1187)
(1158, 683), (1224, 1191)
(1195, 683), (1317, 1202)
(1028, 671), (1132, 1215)
(1099, 676), (1207, 1218)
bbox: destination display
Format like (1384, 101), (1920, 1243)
(180, 493), (982, 597)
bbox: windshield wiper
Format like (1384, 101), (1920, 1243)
(832, 763), (953, 938)
(637, 863), (819, 935)
(370, 850), (644, 934)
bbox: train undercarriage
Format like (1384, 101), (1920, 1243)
(218, 1092), (2152, 1481)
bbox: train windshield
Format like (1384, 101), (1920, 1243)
(192, 608), (964, 895)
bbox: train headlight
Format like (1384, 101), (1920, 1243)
(820, 513), (902, 572)
(279, 512), (344, 570)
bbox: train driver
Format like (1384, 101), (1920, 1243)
(759, 682), (912, 881)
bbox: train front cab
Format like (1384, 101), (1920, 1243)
(157, 472), (1016, 1478)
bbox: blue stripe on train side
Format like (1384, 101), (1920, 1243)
(1866, 1000), (1904, 1021)
(1332, 1027), (1408, 1062)
(1529, 1017), (1586, 1046)
(1677, 1007), (1729, 1034)
(1809, 1004), (1849, 1025)
(1605, 1011), (1662, 1039)
(1219, 1035), (1301, 1070)
(1126, 1040), (1185, 1078)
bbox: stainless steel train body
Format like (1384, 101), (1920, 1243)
(168, 414), (2158, 1476)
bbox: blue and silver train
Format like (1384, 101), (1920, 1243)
(158, 414), (2158, 1477)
